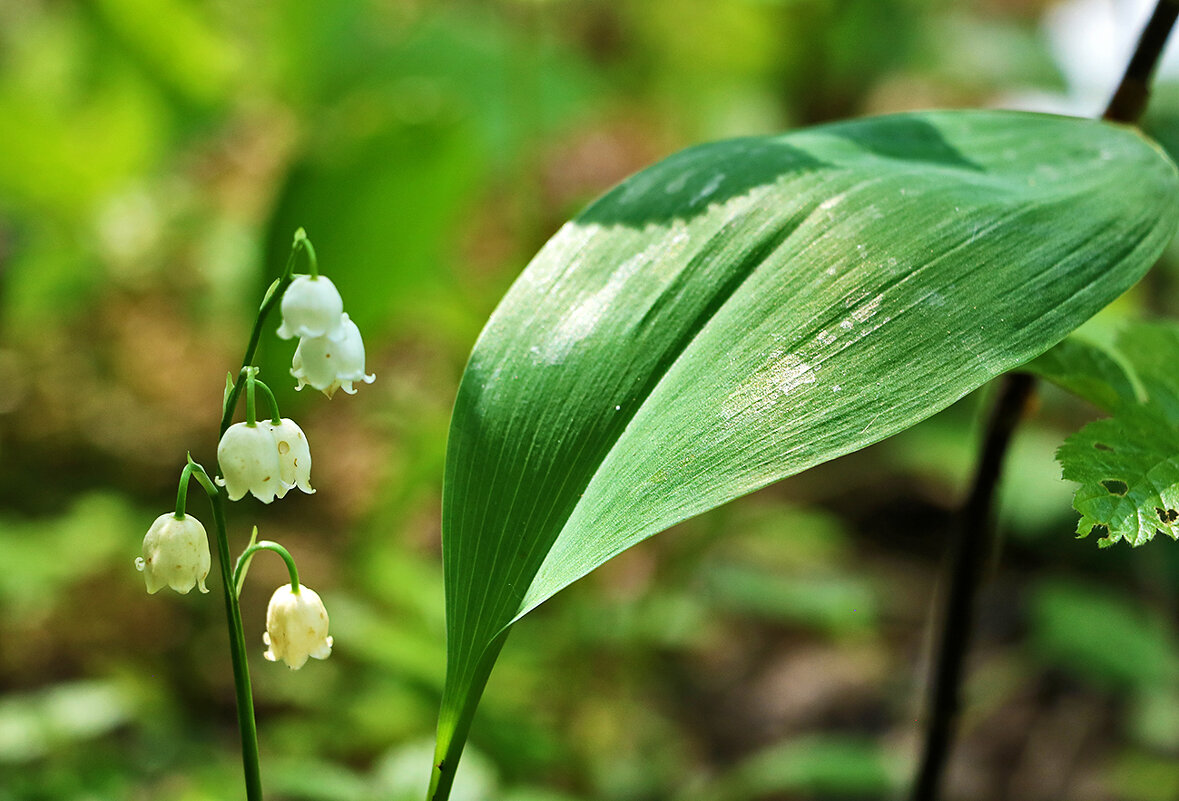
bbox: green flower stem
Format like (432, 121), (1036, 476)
(221, 229), (313, 435)
(246, 371), (257, 427)
(296, 227), (318, 278)
(233, 541), (300, 594)
(188, 460), (263, 801)
(253, 379), (282, 426)
(198, 228), (315, 801)
(174, 462), (194, 520)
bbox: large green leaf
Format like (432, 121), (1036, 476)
(429, 110), (1179, 799)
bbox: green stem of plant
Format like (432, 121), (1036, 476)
(246, 371), (257, 427)
(174, 462), (194, 520)
(204, 228), (314, 800)
(298, 229), (318, 278)
(188, 460), (263, 801)
(212, 487), (264, 800)
(911, 6), (1179, 800)
(221, 230), (310, 435)
(234, 540), (300, 594)
(253, 379), (282, 426)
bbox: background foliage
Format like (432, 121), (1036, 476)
(5, 1), (1179, 800)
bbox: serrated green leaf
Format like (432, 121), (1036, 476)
(1058, 405), (1179, 546)
(430, 110), (1179, 799)
(1054, 321), (1179, 547)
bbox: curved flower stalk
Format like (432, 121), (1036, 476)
(232, 539), (333, 671)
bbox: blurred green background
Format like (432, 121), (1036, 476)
(5, 0), (1179, 799)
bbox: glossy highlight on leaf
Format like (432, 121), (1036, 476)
(430, 110), (1179, 799)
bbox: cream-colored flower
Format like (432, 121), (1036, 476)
(276, 275), (345, 340)
(217, 422), (283, 503)
(136, 513), (211, 595)
(269, 418), (314, 498)
(263, 583), (333, 669)
(291, 314), (375, 398)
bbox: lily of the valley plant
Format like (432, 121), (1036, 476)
(135, 228), (373, 800)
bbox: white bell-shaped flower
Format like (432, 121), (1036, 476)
(263, 583), (333, 669)
(136, 513), (211, 595)
(291, 313), (376, 398)
(276, 275), (345, 340)
(217, 422), (283, 503)
(269, 418), (314, 498)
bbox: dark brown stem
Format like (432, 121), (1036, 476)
(426, 5), (1177, 800)
(911, 7), (1179, 799)
(1104, 0), (1179, 124)
(910, 373), (1035, 801)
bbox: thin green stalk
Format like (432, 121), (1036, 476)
(190, 461), (263, 801)
(222, 229), (310, 435)
(234, 541), (300, 595)
(300, 232), (318, 278)
(174, 462), (194, 520)
(246, 372), (258, 427)
(205, 229), (314, 800)
(253, 379), (283, 426)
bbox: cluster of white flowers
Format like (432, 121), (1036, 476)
(135, 240), (375, 671)
(279, 275), (374, 398)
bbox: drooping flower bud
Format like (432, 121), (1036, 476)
(269, 418), (314, 498)
(262, 583), (333, 669)
(136, 513), (211, 595)
(217, 422), (283, 503)
(276, 275), (345, 341)
(291, 313), (375, 398)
